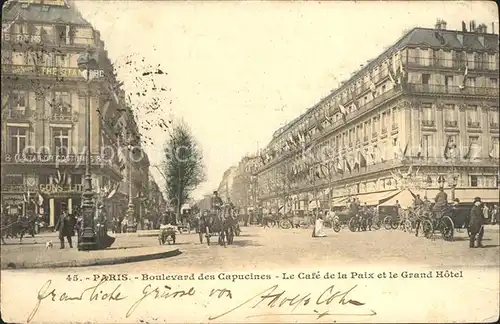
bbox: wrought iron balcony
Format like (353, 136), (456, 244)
(490, 122), (499, 129)
(3, 109), (31, 120)
(392, 123), (399, 130)
(444, 120), (458, 128)
(406, 56), (499, 72)
(51, 111), (78, 122)
(421, 120), (435, 127)
(407, 83), (498, 97)
(467, 121), (481, 128)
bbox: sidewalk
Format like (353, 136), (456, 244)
(1, 233), (181, 270)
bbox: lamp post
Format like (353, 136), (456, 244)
(126, 144), (136, 232)
(448, 173), (459, 201)
(77, 48), (99, 251)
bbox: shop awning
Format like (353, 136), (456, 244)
(332, 197), (349, 207)
(355, 190), (399, 206)
(379, 190), (416, 208)
(454, 189), (500, 203)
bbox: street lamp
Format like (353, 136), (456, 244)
(126, 144), (136, 232)
(77, 48), (99, 251)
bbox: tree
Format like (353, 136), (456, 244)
(162, 121), (205, 223)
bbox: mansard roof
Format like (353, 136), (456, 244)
(2, 0), (90, 26)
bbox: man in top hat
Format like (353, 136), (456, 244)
(211, 191), (224, 215)
(469, 197), (485, 248)
(55, 206), (73, 249)
(433, 186), (448, 217)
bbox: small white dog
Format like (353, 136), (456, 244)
(45, 241), (53, 250)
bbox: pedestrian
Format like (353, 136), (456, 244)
(491, 204), (498, 225)
(313, 215), (326, 237)
(54, 210), (73, 249)
(469, 197), (485, 248)
(433, 186), (448, 217)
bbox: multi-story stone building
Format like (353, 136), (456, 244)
(256, 20), (499, 212)
(1, 0), (150, 226)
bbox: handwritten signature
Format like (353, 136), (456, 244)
(27, 280), (375, 322)
(209, 284), (376, 320)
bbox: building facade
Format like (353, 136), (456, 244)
(1, 0), (150, 226)
(255, 20), (499, 212)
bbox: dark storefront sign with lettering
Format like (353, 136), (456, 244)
(1, 184), (84, 193)
(2, 153), (109, 165)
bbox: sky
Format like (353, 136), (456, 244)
(74, 0), (498, 201)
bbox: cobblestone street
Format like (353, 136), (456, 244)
(4, 225), (498, 273)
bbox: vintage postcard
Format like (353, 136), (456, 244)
(1, 0), (499, 323)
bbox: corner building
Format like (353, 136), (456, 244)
(1, 0), (148, 226)
(255, 21), (499, 212)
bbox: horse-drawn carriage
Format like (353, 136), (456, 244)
(196, 206), (240, 247)
(404, 203), (471, 241)
(330, 207), (380, 232)
(1, 215), (36, 244)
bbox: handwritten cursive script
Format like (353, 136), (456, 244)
(126, 284), (196, 318)
(209, 284), (373, 321)
(28, 279), (126, 323)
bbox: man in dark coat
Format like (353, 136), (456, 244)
(211, 191), (224, 215)
(433, 187), (448, 217)
(55, 210), (73, 249)
(469, 197), (484, 248)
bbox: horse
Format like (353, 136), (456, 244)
(1, 216), (35, 244)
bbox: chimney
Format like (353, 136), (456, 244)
(441, 20), (447, 30)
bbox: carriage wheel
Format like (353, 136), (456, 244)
(372, 217), (381, 230)
(348, 217), (358, 232)
(391, 219), (399, 230)
(440, 216), (454, 241)
(279, 219), (291, 229)
(332, 220), (341, 232)
(383, 216), (392, 230)
(422, 220), (433, 239)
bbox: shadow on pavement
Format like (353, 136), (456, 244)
(230, 239), (263, 247)
(453, 237), (492, 242)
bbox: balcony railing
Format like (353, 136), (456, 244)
(381, 127), (387, 134)
(3, 109), (31, 120)
(407, 83), (498, 97)
(392, 123), (399, 130)
(406, 56), (499, 72)
(1, 64), (83, 79)
(2, 32), (95, 47)
(422, 120), (435, 127)
(490, 122), (499, 129)
(444, 120), (458, 128)
(467, 121), (481, 128)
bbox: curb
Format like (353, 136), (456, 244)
(2, 248), (182, 270)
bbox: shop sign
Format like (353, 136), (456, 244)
(39, 184), (84, 193)
(6, 65), (105, 79)
(3, 153), (106, 165)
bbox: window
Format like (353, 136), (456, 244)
(52, 128), (69, 155)
(421, 103), (433, 121)
(52, 92), (71, 115)
(8, 127), (27, 154)
(466, 77), (476, 88)
(422, 74), (431, 84)
(55, 25), (67, 45)
(392, 108), (399, 126)
(467, 105), (479, 125)
(12, 90), (27, 114)
(373, 117), (380, 134)
(444, 104), (457, 126)
(470, 175), (478, 187)
(445, 75), (454, 91)
(489, 78), (498, 88)
(423, 134), (432, 158)
(12, 23), (28, 34)
(490, 109), (499, 128)
(488, 54), (497, 70)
